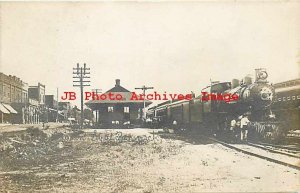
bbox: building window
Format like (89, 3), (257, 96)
(108, 107), (114, 112)
(124, 107), (129, 113)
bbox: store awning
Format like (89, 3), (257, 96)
(0, 103), (10, 114)
(2, 103), (18, 114)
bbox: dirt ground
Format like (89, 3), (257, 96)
(0, 125), (299, 193)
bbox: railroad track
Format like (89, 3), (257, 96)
(247, 141), (300, 159)
(250, 141), (300, 152)
(204, 136), (300, 170)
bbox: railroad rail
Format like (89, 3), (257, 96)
(204, 136), (300, 170)
(251, 141), (300, 152)
(247, 141), (300, 159)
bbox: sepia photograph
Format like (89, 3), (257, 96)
(0, 1), (299, 192)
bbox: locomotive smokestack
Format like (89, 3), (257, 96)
(243, 75), (252, 86)
(231, 79), (240, 89)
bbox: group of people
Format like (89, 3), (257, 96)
(229, 114), (251, 142)
(168, 114), (251, 141)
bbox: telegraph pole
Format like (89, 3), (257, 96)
(73, 63), (90, 129)
(135, 85), (154, 120)
(56, 87), (59, 123)
(92, 89), (102, 94)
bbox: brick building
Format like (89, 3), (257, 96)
(0, 72), (47, 124)
(13, 83), (46, 124)
(0, 73), (24, 123)
(0, 73), (27, 104)
(45, 95), (68, 122)
(28, 83), (45, 105)
(45, 95), (58, 109)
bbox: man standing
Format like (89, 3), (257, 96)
(240, 115), (250, 142)
(230, 118), (237, 142)
(172, 120), (178, 130)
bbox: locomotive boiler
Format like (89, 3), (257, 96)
(217, 68), (275, 120)
(148, 69), (281, 141)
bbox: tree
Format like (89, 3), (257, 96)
(83, 108), (94, 121)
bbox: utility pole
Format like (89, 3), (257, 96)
(135, 85), (154, 121)
(73, 63), (90, 129)
(56, 87), (59, 123)
(92, 89), (102, 95)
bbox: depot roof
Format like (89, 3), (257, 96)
(85, 79), (152, 107)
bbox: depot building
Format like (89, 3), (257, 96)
(85, 79), (151, 128)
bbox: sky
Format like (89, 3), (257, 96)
(0, 1), (299, 106)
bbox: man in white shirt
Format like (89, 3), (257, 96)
(172, 120), (178, 132)
(230, 119), (236, 130)
(240, 115), (250, 141)
(229, 119), (237, 142)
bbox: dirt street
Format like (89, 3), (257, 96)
(0, 125), (299, 192)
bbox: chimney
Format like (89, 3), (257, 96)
(115, 79), (120, 86)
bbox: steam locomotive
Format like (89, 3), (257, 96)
(147, 69), (282, 141)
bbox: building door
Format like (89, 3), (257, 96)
(123, 106), (130, 122)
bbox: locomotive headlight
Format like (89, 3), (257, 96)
(258, 71), (268, 80)
(260, 87), (273, 100)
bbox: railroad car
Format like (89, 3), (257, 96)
(272, 79), (300, 140)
